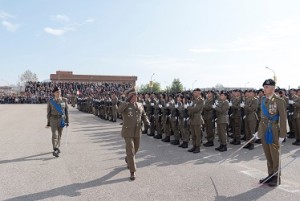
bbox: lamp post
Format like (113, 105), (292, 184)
(265, 66), (277, 83)
(192, 80), (197, 89)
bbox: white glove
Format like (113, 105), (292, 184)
(150, 103), (154, 106)
(166, 103), (169, 107)
(212, 103), (217, 109)
(159, 104), (162, 108)
(253, 132), (259, 139)
(243, 115), (246, 119)
(184, 104), (188, 109)
(143, 101), (146, 106)
(175, 104), (178, 108)
(279, 137), (285, 144)
(229, 102), (232, 107)
(240, 102), (245, 108)
(289, 100), (295, 104)
(215, 100), (218, 105)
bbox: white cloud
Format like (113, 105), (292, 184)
(51, 14), (70, 22)
(44, 27), (75, 36)
(85, 18), (95, 23)
(2, 20), (19, 32)
(0, 11), (14, 20)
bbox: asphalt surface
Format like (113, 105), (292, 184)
(0, 104), (300, 201)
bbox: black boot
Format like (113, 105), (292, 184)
(193, 146), (200, 153)
(287, 132), (295, 138)
(178, 142), (184, 147)
(147, 133), (155, 136)
(181, 142), (188, 148)
(255, 139), (261, 144)
(154, 134), (162, 139)
(243, 143), (251, 149)
(259, 174), (273, 184)
(203, 141), (214, 147)
(162, 136), (170, 142)
(248, 143), (254, 150)
(53, 148), (59, 157)
(292, 140), (300, 146)
(268, 176), (281, 187)
(188, 146), (196, 152)
(215, 145), (222, 151)
(218, 145), (227, 152)
(171, 140), (180, 145)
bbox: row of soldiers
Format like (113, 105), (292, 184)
(76, 87), (300, 152)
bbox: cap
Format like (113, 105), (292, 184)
(262, 79), (276, 87)
(193, 88), (201, 92)
(124, 87), (137, 96)
(52, 86), (60, 93)
(220, 90), (229, 97)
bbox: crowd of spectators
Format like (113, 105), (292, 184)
(0, 81), (133, 104)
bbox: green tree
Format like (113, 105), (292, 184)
(170, 78), (183, 93)
(138, 81), (161, 93)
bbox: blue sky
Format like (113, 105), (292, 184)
(1, 0), (300, 89)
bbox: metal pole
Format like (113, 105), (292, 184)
(265, 66), (277, 83)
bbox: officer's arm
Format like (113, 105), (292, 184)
(118, 102), (129, 113)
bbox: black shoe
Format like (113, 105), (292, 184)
(142, 130), (147, 134)
(147, 133), (155, 136)
(292, 140), (300, 146)
(154, 134), (162, 139)
(218, 145), (227, 152)
(178, 142), (184, 147)
(268, 176), (281, 187)
(287, 132), (295, 138)
(171, 140), (180, 145)
(53, 149), (59, 157)
(255, 139), (262, 144)
(248, 143), (254, 150)
(259, 175), (273, 184)
(243, 143), (251, 149)
(181, 142), (188, 148)
(162, 136), (170, 142)
(215, 145), (222, 151)
(193, 147), (200, 153)
(188, 146), (196, 152)
(130, 172), (136, 181)
(203, 141), (214, 147)
(232, 140), (241, 145)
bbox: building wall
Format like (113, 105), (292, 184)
(50, 71), (137, 85)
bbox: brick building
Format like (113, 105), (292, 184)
(50, 71), (137, 85)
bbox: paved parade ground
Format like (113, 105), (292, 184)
(1, 104), (300, 201)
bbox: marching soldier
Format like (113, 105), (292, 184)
(187, 88), (204, 153)
(118, 87), (150, 180)
(258, 79), (287, 187)
(213, 91), (229, 152)
(46, 86), (69, 157)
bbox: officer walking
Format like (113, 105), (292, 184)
(46, 86), (69, 157)
(118, 87), (150, 180)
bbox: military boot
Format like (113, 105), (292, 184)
(215, 145), (222, 151)
(248, 143), (254, 150)
(193, 146), (200, 153)
(218, 145), (227, 152)
(154, 134), (162, 139)
(171, 140), (180, 145)
(259, 174), (273, 184)
(203, 141), (214, 147)
(268, 176), (280, 187)
(181, 142), (188, 148)
(188, 146), (196, 152)
(162, 136), (170, 142)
